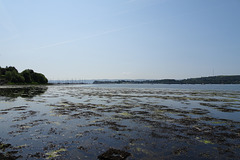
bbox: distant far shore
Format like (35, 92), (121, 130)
(93, 75), (240, 84)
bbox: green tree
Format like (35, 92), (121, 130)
(21, 69), (48, 84)
(1, 66), (48, 85)
(5, 71), (13, 82)
(32, 73), (48, 84)
(21, 70), (33, 83)
(10, 70), (19, 83)
(6, 66), (18, 73)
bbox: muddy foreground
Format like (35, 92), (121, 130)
(0, 85), (240, 159)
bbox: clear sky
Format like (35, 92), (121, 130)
(0, 0), (240, 80)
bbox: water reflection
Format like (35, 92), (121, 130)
(0, 86), (48, 99)
(0, 85), (240, 159)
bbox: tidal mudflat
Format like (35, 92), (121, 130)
(0, 84), (240, 159)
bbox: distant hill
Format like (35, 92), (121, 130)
(0, 66), (48, 85)
(93, 75), (240, 84)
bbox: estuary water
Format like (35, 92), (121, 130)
(0, 84), (240, 159)
(88, 83), (240, 91)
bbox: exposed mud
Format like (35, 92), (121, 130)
(0, 85), (240, 159)
(98, 148), (131, 160)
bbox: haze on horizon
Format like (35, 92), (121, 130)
(0, 0), (240, 80)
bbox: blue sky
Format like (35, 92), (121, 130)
(0, 0), (240, 80)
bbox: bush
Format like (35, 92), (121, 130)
(21, 69), (48, 84)
(0, 66), (48, 84)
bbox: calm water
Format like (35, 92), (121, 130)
(0, 84), (240, 159)
(88, 84), (240, 91)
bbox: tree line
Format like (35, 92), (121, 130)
(0, 66), (48, 85)
(93, 75), (240, 84)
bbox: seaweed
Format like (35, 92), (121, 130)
(98, 148), (131, 160)
(45, 148), (67, 159)
(0, 85), (240, 159)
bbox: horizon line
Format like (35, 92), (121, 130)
(48, 74), (240, 81)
